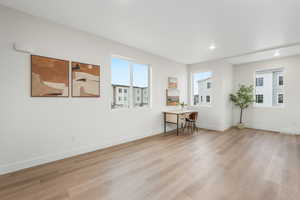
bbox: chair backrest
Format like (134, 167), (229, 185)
(189, 112), (198, 121)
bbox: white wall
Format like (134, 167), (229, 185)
(0, 6), (187, 174)
(233, 55), (300, 134)
(188, 60), (233, 131)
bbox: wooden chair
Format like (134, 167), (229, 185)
(183, 112), (198, 134)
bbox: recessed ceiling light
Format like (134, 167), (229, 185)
(209, 44), (216, 50)
(274, 50), (280, 57)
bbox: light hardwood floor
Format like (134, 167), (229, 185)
(0, 128), (300, 200)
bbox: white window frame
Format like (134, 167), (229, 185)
(190, 71), (213, 107)
(110, 55), (151, 110)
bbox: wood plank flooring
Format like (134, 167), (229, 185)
(0, 128), (300, 200)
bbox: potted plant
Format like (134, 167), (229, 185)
(180, 102), (187, 110)
(230, 85), (254, 129)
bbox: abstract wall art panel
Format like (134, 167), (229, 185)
(166, 88), (180, 106)
(71, 62), (100, 97)
(31, 55), (69, 97)
(168, 77), (178, 89)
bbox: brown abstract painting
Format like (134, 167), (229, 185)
(168, 77), (178, 89)
(31, 55), (69, 97)
(72, 62), (100, 97)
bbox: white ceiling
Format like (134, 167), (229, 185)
(1, 0), (300, 64)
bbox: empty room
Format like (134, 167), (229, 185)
(0, 0), (300, 200)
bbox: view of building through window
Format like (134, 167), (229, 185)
(111, 57), (149, 109)
(192, 72), (212, 106)
(133, 63), (149, 107)
(255, 68), (284, 107)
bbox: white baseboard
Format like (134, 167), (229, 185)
(244, 124), (300, 135)
(196, 122), (230, 132)
(0, 131), (159, 175)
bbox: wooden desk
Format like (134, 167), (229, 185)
(163, 110), (197, 135)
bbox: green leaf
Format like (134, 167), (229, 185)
(230, 84), (254, 109)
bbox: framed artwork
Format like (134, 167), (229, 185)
(71, 62), (100, 97)
(166, 89), (180, 106)
(168, 77), (178, 89)
(31, 55), (69, 97)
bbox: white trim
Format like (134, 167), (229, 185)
(190, 105), (213, 108)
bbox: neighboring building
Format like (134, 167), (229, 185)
(112, 84), (149, 108)
(197, 78), (212, 105)
(255, 72), (273, 107)
(273, 71), (284, 105)
(112, 84), (130, 108)
(133, 86), (149, 106)
(142, 88), (148, 105)
(255, 69), (284, 107)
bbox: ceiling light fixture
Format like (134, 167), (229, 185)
(274, 50), (280, 57)
(209, 44), (216, 50)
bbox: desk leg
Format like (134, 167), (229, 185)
(164, 113), (166, 134)
(177, 114), (179, 136)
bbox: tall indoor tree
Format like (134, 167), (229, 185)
(230, 85), (254, 128)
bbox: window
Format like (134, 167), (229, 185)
(206, 95), (210, 103)
(256, 94), (264, 103)
(278, 76), (283, 86)
(207, 82), (211, 89)
(133, 64), (149, 107)
(193, 95), (199, 105)
(111, 57), (150, 109)
(256, 77), (264, 86)
(255, 68), (284, 107)
(192, 72), (212, 105)
(278, 94), (283, 104)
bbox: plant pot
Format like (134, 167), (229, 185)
(237, 123), (245, 129)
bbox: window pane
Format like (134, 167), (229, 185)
(207, 82), (211, 89)
(256, 94), (263, 103)
(111, 58), (130, 109)
(193, 72), (212, 105)
(206, 95), (210, 103)
(256, 77), (264, 86)
(279, 76), (283, 86)
(278, 94), (283, 104)
(133, 64), (149, 107)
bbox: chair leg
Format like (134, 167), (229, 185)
(193, 122), (196, 135)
